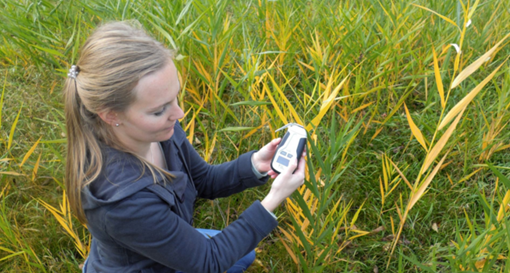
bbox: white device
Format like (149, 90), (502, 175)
(271, 123), (307, 174)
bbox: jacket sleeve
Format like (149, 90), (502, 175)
(105, 189), (278, 273)
(175, 124), (269, 199)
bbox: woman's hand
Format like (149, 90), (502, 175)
(261, 152), (306, 212)
(251, 138), (282, 178)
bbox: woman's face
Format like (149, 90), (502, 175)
(115, 60), (184, 148)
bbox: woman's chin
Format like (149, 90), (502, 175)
(161, 128), (175, 140)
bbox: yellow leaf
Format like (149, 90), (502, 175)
(348, 230), (370, 240)
(475, 258), (486, 270)
(32, 153), (42, 181)
(388, 159), (413, 191)
(204, 132), (217, 163)
(8, 103), (23, 150)
(409, 152), (449, 210)
(404, 103), (428, 151)
(390, 215), (395, 235)
(371, 127), (384, 141)
(0, 171), (25, 176)
(278, 226), (301, 247)
(297, 60), (315, 72)
(187, 117), (195, 145)
(242, 121), (268, 140)
(423, 107), (465, 174)
(0, 251), (25, 262)
(382, 156), (388, 191)
(457, 168), (482, 184)
(350, 200), (365, 227)
(264, 82), (288, 124)
(467, 0), (481, 19)
(495, 143), (510, 152)
(412, 4), (459, 29)
(454, 53), (461, 74)
(306, 74), (350, 132)
(267, 73), (303, 125)
(380, 177), (385, 206)
(321, 198), (344, 236)
(451, 33), (510, 89)
(351, 101), (374, 114)
(20, 136), (42, 168)
(275, 230), (298, 264)
(432, 46), (445, 108)
(0, 183), (10, 199)
(497, 191), (510, 222)
(439, 56), (509, 130)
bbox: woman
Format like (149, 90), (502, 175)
(64, 21), (305, 273)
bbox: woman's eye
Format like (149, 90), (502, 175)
(154, 106), (166, 116)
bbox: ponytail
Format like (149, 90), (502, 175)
(64, 75), (104, 224)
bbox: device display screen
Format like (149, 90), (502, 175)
(276, 156), (290, 166)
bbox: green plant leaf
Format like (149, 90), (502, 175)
(486, 163), (510, 190)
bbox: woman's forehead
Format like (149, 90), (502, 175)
(133, 62), (180, 109)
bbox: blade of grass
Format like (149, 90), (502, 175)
(20, 136), (42, 168)
(32, 153), (42, 181)
(306, 74), (350, 132)
(7, 102), (23, 150)
(404, 103), (427, 151)
(422, 107), (465, 174)
(263, 81), (288, 124)
(432, 46), (445, 108)
(439, 56), (509, 130)
(487, 163), (510, 190)
(412, 4), (459, 31)
(0, 70), (6, 133)
(409, 152), (449, 210)
(267, 73), (303, 124)
(450, 33), (510, 89)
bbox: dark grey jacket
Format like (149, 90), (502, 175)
(82, 122), (278, 272)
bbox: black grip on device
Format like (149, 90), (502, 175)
(293, 138), (307, 174)
(280, 132), (290, 146)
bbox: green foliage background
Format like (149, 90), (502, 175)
(1, 0), (510, 272)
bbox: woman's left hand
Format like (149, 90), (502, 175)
(252, 138), (282, 179)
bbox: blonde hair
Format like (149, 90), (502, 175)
(64, 21), (175, 224)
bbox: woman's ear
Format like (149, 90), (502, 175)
(97, 110), (121, 127)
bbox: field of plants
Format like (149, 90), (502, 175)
(1, 0), (510, 272)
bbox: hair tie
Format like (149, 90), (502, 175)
(68, 65), (80, 79)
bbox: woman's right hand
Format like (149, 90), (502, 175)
(261, 152), (306, 212)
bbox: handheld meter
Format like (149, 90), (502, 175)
(270, 123), (307, 174)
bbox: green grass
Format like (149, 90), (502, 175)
(1, 0), (510, 272)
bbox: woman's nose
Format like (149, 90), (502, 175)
(171, 105), (184, 120)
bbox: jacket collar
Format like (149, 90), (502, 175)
(83, 123), (189, 210)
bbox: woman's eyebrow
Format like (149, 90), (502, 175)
(148, 83), (181, 112)
(148, 102), (170, 112)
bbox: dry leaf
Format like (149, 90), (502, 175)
(432, 223), (439, 232)
(382, 235), (394, 241)
(371, 226), (385, 233)
(475, 258), (486, 270)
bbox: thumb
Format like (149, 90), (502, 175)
(281, 157), (298, 176)
(269, 138), (282, 150)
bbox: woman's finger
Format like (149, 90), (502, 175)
(295, 156), (306, 173)
(272, 137), (282, 146)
